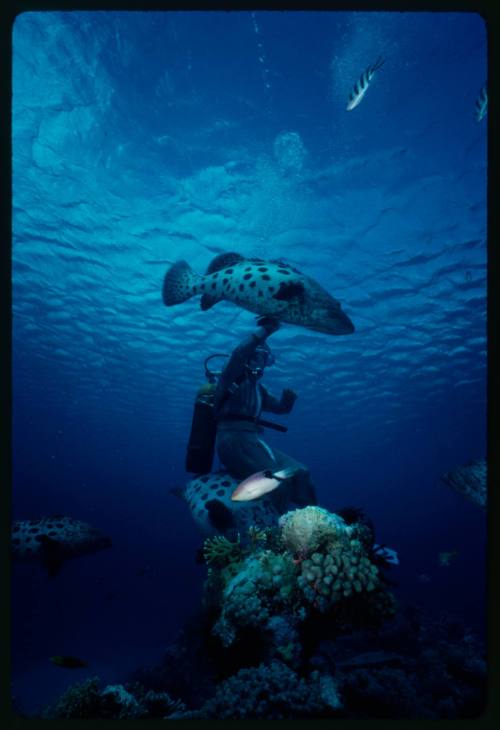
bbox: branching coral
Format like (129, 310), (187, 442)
(203, 533), (242, 567)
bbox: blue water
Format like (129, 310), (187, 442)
(11, 10), (487, 716)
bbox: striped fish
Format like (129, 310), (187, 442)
(346, 57), (385, 111)
(474, 84), (487, 122)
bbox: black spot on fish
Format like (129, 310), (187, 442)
(216, 489), (225, 496)
(258, 290), (263, 297)
(277, 269), (290, 275)
(243, 273), (252, 280)
(223, 278), (229, 285)
(225, 268), (234, 274)
(221, 480), (231, 487)
(201, 494), (209, 501)
(212, 272), (218, 278)
(245, 266), (252, 271)
(29, 527), (38, 533)
(273, 281), (306, 304)
(201, 283), (205, 289)
(261, 274), (271, 281)
(206, 500), (235, 531)
(269, 286), (275, 292)
(239, 284), (244, 291)
(55, 523), (64, 528)
(200, 475), (209, 483)
(211, 282), (216, 290)
(249, 281), (256, 288)
(258, 267), (268, 272)
(12, 525), (20, 533)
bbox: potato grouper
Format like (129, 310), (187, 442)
(162, 252), (354, 336)
(11, 516), (112, 576)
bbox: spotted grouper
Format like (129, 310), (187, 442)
(171, 471), (281, 541)
(162, 252), (354, 335)
(11, 516), (112, 577)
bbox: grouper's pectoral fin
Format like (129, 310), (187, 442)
(200, 294), (220, 311)
(39, 536), (65, 578)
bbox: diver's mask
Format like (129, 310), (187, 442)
(245, 344), (275, 379)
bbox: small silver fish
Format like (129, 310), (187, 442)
(232, 467), (298, 502)
(474, 84), (487, 122)
(346, 57), (385, 111)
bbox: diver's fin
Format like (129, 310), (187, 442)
(200, 294), (220, 311)
(206, 252), (244, 274)
(39, 536), (65, 578)
(170, 486), (187, 502)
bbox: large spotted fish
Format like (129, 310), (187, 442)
(440, 458), (486, 509)
(11, 516), (112, 576)
(162, 252), (354, 335)
(346, 57), (385, 111)
(172, 471), (281, 542)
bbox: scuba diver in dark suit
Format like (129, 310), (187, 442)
(212, 316), (317, 512)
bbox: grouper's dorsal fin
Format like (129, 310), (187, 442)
(206, 252), (244, 274)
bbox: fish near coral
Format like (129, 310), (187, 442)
(162, 252), (354, 336)
(11, 516), (112, 577)
(171, 471), (281, 540)
(232, 467), (299, 502)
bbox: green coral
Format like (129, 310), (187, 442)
(203, 534), (242, 567)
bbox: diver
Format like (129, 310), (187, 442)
(212, 315), (317, 513)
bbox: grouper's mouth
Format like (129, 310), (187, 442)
(314, 309), (355, 335)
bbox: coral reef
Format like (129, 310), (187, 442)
(209, 507), (394, 652)
(38, 504), (486, 721)
(212, 550), (300, 648)
(279, 506), (352, 555)
(42, 678), (184, 720)
(297, 545), (379, 612)
(199, 661), (340, 719)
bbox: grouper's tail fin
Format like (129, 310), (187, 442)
(162, 260), (200, 306)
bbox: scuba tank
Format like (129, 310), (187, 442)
(185, 354), (228, 474)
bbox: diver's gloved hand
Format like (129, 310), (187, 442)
(281, 388), (298, 410)
(256, 315), (281, 336)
